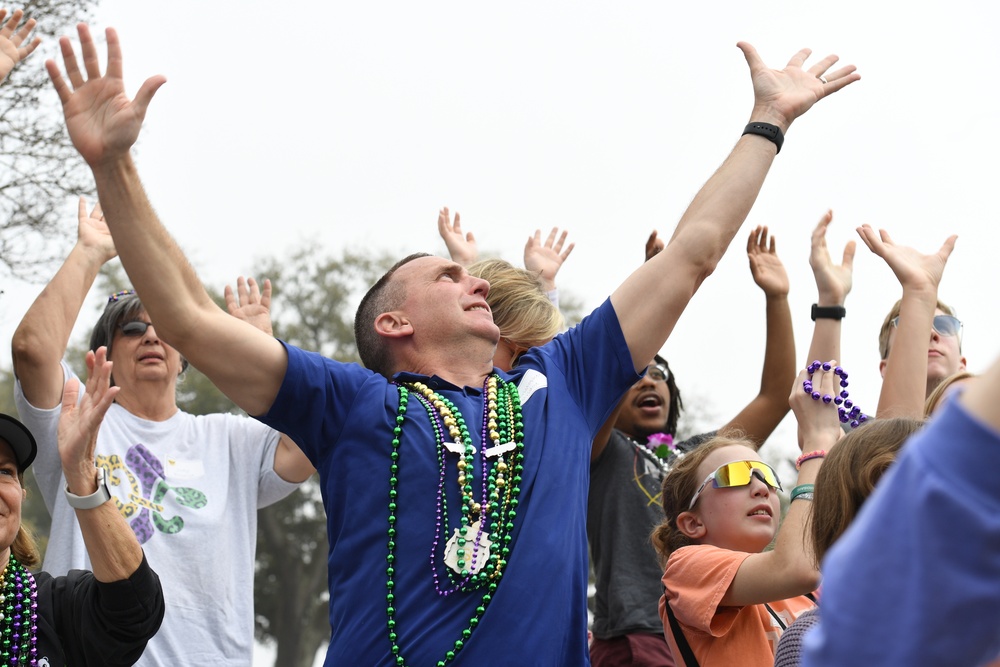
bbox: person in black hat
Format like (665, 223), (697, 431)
(0, 347), (164, 665)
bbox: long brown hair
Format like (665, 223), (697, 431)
(810, 417), (923, 565)
(650, 434), (753, 567)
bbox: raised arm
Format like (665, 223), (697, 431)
(611, 44), (860, 371)
(857, 224), (958, 418)
(0, 8), (40, 84)
(12, 198), (117, 408)
(721, 226), (795, 445)
(47, 25), (286, 416)
(437, 207), (479, 266)
(805, 210), (854, 365)
(58, 348), (142, 581)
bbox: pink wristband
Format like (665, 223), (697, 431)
(796, 450), (827, 470)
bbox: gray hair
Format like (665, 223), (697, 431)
(89, 290), (188, 382)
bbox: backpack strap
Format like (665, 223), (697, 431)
(763, 603), (787, 631)
(664, 599), (701, 667)
(765, 594), (818, 631)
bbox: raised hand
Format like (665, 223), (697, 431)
(644, 230), (664, 263)
(788, 363), (843, 454)
(524, 227), (574, 292)
(58, 347), (119, 483)
(437, 207), (478, 266)
(809, 210), (855, 305)
(225, 276), (274, 336)
(856, 224), (957, 293)
(46, 24), (166, 166)
(0, 9), (40, 83)
(747, 226), (789, 297)
(77, 196), (117, 263)
(737, 42), (860, 132)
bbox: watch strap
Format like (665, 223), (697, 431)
(64, 467), (111, 510)
(811, 303), (846, 321)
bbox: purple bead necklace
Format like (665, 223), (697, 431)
(803, 360), (868, 428)
(0, 556), (38, 666)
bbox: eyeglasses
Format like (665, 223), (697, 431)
(118, 320), (153, 337)
(890, 314), (963, 339)
(108, 289), (136, 303)
(688, 460), (782, 510)
(646, 364), (670, 383)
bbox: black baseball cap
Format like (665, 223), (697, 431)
(0, 414), (37, 472)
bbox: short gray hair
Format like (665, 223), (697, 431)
(89, 290), (188, 381)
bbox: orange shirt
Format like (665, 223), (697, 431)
(659, 544), (816, 667)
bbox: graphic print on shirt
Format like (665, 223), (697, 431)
(97, 444), (208, 544)
(632, 449), (666, 508)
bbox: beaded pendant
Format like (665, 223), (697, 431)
(386, 374), (525, 667)
(0, 556), (38, 666)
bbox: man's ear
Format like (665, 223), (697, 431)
(375, 312), (413, 339)
(878, 358), (888, 379)
(676, 511), (706, 540)
(959, 355), (968, 372)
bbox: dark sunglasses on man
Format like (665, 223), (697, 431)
(890, 314), (963, 339)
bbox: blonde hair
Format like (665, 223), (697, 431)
(923, 370), (975, 417)
(878, 298), (958, 360)
(468, 259), (564, 350)
(650, 434), (754, 567)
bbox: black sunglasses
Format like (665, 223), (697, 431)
(118, 320), (153, 337)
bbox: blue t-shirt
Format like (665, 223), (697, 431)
(259, 299), (638, 666)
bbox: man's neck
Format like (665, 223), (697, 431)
(396, 341), (497, 389)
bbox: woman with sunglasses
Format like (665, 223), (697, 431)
(11, 200), (314, 665)
(650, 361), (842, 667)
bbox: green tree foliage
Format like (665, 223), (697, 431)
(0, 0), (97, 280)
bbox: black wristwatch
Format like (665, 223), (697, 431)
(811, 304), (846, 321)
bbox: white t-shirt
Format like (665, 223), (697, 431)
(15, 361), (300, 666)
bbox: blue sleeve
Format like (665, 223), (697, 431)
(525, 298), (641, 435)
(802, 399), (1000, 666)
(256, 341), (377, 467)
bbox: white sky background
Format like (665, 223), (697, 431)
(2, 2), (999, 661)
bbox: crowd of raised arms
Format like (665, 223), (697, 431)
(0, 8), (997, 667)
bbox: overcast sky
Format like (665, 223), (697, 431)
(2, 1), (997, 663)
(4, 0), (998, 441)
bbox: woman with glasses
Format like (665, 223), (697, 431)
(10, 200), (314, 665)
